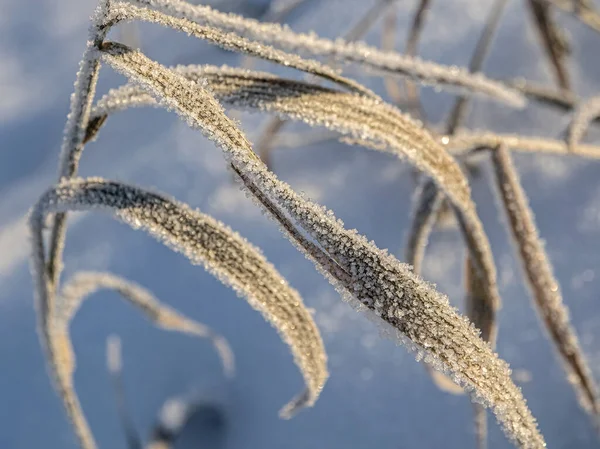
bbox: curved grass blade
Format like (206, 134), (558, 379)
(57, 271), (235, 377)
(103, 1), (374, 98)
(30, 178), (328, 449)
(404, 0), (506, 403)
(97, 45), (545, 448)
(441, 0), (509, 419)
(92, 55), (502, 341)
(46, 0), (112, 333)
(128, 0), (526, 107)
(46, 0), (372, 345)
(435, 8), (507, 436)
(490, 144), (600, 418)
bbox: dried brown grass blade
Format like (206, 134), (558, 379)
(491, 144), (600, 418)
(405, 2), (507, 408)
(104, 1), (374, 97)
(89, 60), (471, 209)
(404, 178), (444, 276)
(426, 6), (508, 437)
(46, 0), (111, 332)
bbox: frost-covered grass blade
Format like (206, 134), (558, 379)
(490, 144), (599, 419)
(30, 178), (328, 449)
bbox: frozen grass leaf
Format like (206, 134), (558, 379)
(45, 0), (112, 325)
(57, 271), (235, 377)
(527, 0), (572, 90)
(103, 1), (374, 97)
(91, 57), (469, 207)
(30, 178), (328, 449)
(491, 144), (600, 418)
(129, 0), (526, 107)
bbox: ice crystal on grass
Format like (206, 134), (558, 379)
(58, 271), (235, 377)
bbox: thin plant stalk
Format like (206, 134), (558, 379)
(491, 144), (600, 419)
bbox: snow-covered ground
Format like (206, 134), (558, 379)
(1, 0), (600, 448)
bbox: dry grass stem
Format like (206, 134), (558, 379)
(542, 0), (600, 34)
(490, 143), (600, 418)
(58, 272), (235, 377)
(381, 0), (432, 119)
(446, 0), (509, 135)
(527, 0), (572, 90)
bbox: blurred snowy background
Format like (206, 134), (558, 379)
(2, 0), (600, 447)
